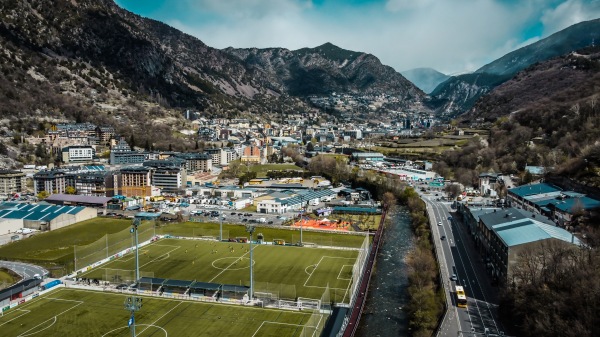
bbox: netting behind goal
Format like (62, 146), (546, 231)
(298, 311), (326, 337)
(348, 234), (369, 305)
(100, 268), (154, 284)
(194, 228), (229, 240)
(254, 282), (297, 301)
(75, 220), (155, 270)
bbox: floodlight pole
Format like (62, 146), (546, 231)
(219, 210), (223, 241)
(300, 196), (304, 246)
(124, 296), (143, 337)
(131, 219), (140, 282)
(246, 225), (255, 301)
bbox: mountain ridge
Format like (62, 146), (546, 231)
(429, 18), (600, 117)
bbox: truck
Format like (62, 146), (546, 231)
(257, 217), (266, 223)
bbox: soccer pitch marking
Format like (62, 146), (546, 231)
(139, 246), (180, 269)
(102, 324), (167, 337)
(304, 264), (317, 275)
(251, 320), (314, 337)
(212, 257), (255, 271)
(0, 309), (31, 327)
(337, 265), (353, 281)
(17, 297), (83, 337)
(137, 301), (183, 337)
(208, 245), (259, 283)
(303, 255), (357, 290)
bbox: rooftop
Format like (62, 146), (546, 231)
(0, 202), (87, 221)
(509, 183), (561, 198)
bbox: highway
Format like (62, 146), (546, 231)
(421, 193), (506, 337)
(0, 260), (48, 279)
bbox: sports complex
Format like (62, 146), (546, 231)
(0, 217), (376, 336)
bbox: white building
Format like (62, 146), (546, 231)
(62, 146), (95, 163)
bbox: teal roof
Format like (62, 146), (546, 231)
(509, 183), (561, 198)
(333, 206), (380, 214)
(0, 202), (86, 221)
(550, 196), (600, 213)
(494, 218), (581, 247)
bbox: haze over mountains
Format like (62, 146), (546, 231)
(400, 68), (449, 94)
(429, 18), (600, 117)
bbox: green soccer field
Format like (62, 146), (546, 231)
(80, 238), (360, 303)
(0, 288), (323, 337)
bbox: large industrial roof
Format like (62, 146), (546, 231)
(508, 183), (561, 198)
(0, 202), (87, 221)
(550, 196), (600, 213)
(479, 207), (581, 247)
(279, 189), (337, 206)
(45, 194), (112, 205)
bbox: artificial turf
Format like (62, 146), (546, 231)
(80, 238), (359, 303)
(0, 288), (322, 337)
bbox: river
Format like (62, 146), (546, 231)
(356, 207), (414, 337)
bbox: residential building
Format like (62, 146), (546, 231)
(0, 170), (26, 195)
(33, 170), (66, 195)
(95, 126), (115, 145)
(64, 171), (118, 197)
(119, 166), (153, 197)
(479, 173), (500, 197)
(172, 153), (212, 172)
(110, 151), (146, 165)
(61, 145), (95, 163)
(151, 167), (187, 193)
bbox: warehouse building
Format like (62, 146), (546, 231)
(0, 202), (97, 233)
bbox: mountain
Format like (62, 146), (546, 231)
(465, 46), (600, 187)
(0, 0), (425, 126)
(400, 68), (449, 94)
(430, 18), (600, 117)
(223, 43), (424, 101)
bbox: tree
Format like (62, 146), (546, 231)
(306, 142), (314, 152)
(65, 186), (77, 195)
(37, 190), (49, 200)
(382, 192), (397, 212)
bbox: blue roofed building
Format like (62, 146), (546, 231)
(0, 202), (97, 234)
(476, 207), (581, 285)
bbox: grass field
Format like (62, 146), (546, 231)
(157, 222), (367, 248)
(0, 268), (19, 289)
(80, 238), (358, 303)
(0, 218), (366, 278)
(0, 219), (132, 276)
(246, 164), (304, 178)
(0, 288), (323, 337)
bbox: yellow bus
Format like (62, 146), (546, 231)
(455, 285), (468, 308)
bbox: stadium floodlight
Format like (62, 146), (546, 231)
(219, 210), (223, 241)
(124, 296), (143, 337)
(246, 224), (255, 301)
(130, 218), (140, 283)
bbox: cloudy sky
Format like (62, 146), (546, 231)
(114, 0), (600, 74)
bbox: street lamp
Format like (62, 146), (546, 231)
(245, 224), (255, 301)
(130, 219), (140, 282)
(124, 296), (143, 337)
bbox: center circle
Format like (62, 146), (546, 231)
(212, 257), (255, 271)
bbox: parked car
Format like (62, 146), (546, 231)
(450, 274), (458, 281)
(441, 235), (446, 240)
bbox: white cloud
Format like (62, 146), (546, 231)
(129, 0), (600, 74)
(541, 0), (600, 36)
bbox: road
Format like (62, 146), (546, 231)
(0, 260), (48, 279)
(421, 193), (506, 337)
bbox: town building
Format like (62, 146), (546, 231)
(33, 170), (66, 195)
(61, 145), (95, 163)
(119, 166), (153, 197)
(64, 171), (119, 197)
(0, 201), (97, 233)
(172, 153), (212, 172)
(0, 170), (26, 195)
(110, 151), (146, 165)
